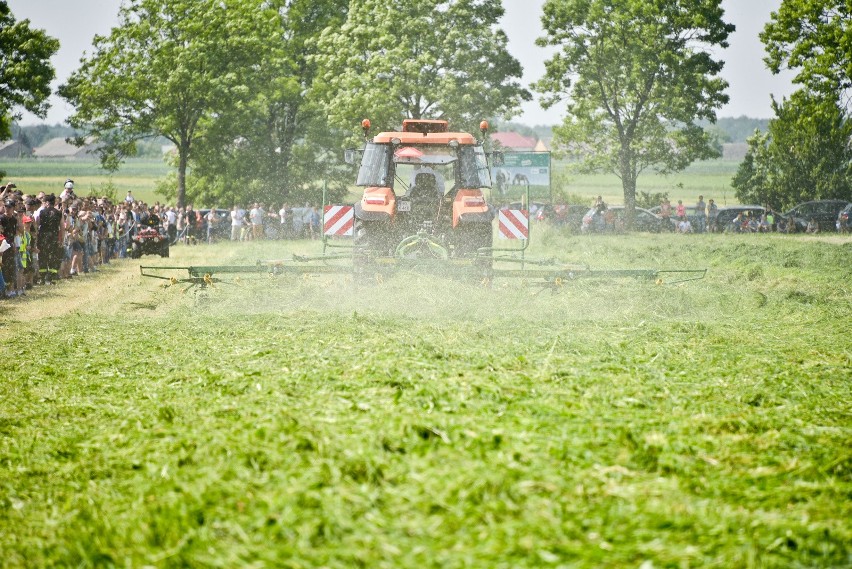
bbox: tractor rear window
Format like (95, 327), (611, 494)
(459, 146), (492, 188)
(356, 143), (392, 186)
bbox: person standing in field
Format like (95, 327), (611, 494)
(205, 208), (219, 244)
(249, 203), (264, 240)
(0, 200), (18, 297)
(37, 194), (62, 285)
(695, 195), (706, 233)
(659, 197), (672, 231)
(164, 206), (177, 244)
(675, 199), (686, 220)
(707, 199), (718, 232)
(230, 204), (245, 241)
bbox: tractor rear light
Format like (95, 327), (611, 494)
(463, 197), (486, 207)
(364, 195), (387, 206)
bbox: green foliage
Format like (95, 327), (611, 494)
(535, 0), (732, 221)
(59, 0), (280, 207)
(732, 92), (852, 210)
(635, 189), (669, 209)
(310, 0), (531, 142)
(761, 0), (851, 104)
(0, 1), (59, 140)
(188, 0), (351, 208)
(0, 235), (850, 566)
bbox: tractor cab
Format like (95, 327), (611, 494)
(347, 119), (497, 272)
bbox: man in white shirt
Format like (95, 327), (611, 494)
(230, 205), (245, 241)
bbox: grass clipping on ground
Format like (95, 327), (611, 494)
(1, 232), (850, 568)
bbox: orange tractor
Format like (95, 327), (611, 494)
(345, 118), (500, 277)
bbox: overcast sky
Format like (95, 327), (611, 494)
(10, 0), (796, 127)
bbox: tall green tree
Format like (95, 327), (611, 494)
(59, 0), (279, 208)
(185, 0), (351, 207)
(761, 0), (851, 105)
(732, 92), (852, 210)
(310, 0), (530, 140)
(733, 1), (852, 209)
(0, 1), (59, 141)
(536, 0), (733, 222)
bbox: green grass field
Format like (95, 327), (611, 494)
(0, 159), (169, 203)
(1, 230), (849, 567)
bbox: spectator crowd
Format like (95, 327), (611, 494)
(0, 179), (329, 300)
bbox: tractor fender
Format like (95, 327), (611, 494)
(355, 187), (396, 221)
(354, 202), (391, 222)
(452, 189), (492, 228)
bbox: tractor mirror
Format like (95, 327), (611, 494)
(344, 149), (356, 165)
(491, 151), (504, 166)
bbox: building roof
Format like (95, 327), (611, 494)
(491, 131), (537, 151)
(32, 137), (98, 158)
(0, 140), (32, 156)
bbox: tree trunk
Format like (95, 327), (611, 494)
(620, 144), (637, 229)
(177, 145), (188, 209)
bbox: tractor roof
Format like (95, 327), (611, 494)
(372, 118), (478, 145)
(373, 131), (478, 145)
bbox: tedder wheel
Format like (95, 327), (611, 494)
(161, 244), (170, 258)
(130, 241), (142, 259)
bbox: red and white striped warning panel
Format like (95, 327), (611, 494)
(323, 205), (354, 237)
(498, 208), (529, 240)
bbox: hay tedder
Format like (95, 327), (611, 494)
(141, 119), (706, 292)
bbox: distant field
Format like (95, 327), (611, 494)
(1, 157), (743, 208)
(0, 158), (168, 203)
(556, 159), (742, 207)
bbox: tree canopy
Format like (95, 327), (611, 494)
(732, 94), (852, 211)
(761, 0), (851, 107)
(535, 0), (733, 220)
(310, 0), (530, 139)
(733, 1), (852, 209)
(184, 0), (351, 208)
(0, 1), (59, 141)
(59, 0), (279, 208)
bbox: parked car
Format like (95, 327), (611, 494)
(781, 200), (850, 233)
(715, 205), (766, 232)
(581, 205), (666, 233)
(837, 203), (852, 233)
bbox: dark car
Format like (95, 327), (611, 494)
(837, 203), (852, 233)
(782, 200), (850, 233)
(715, 205), (766, 232)
(581, 205), (665, 233)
